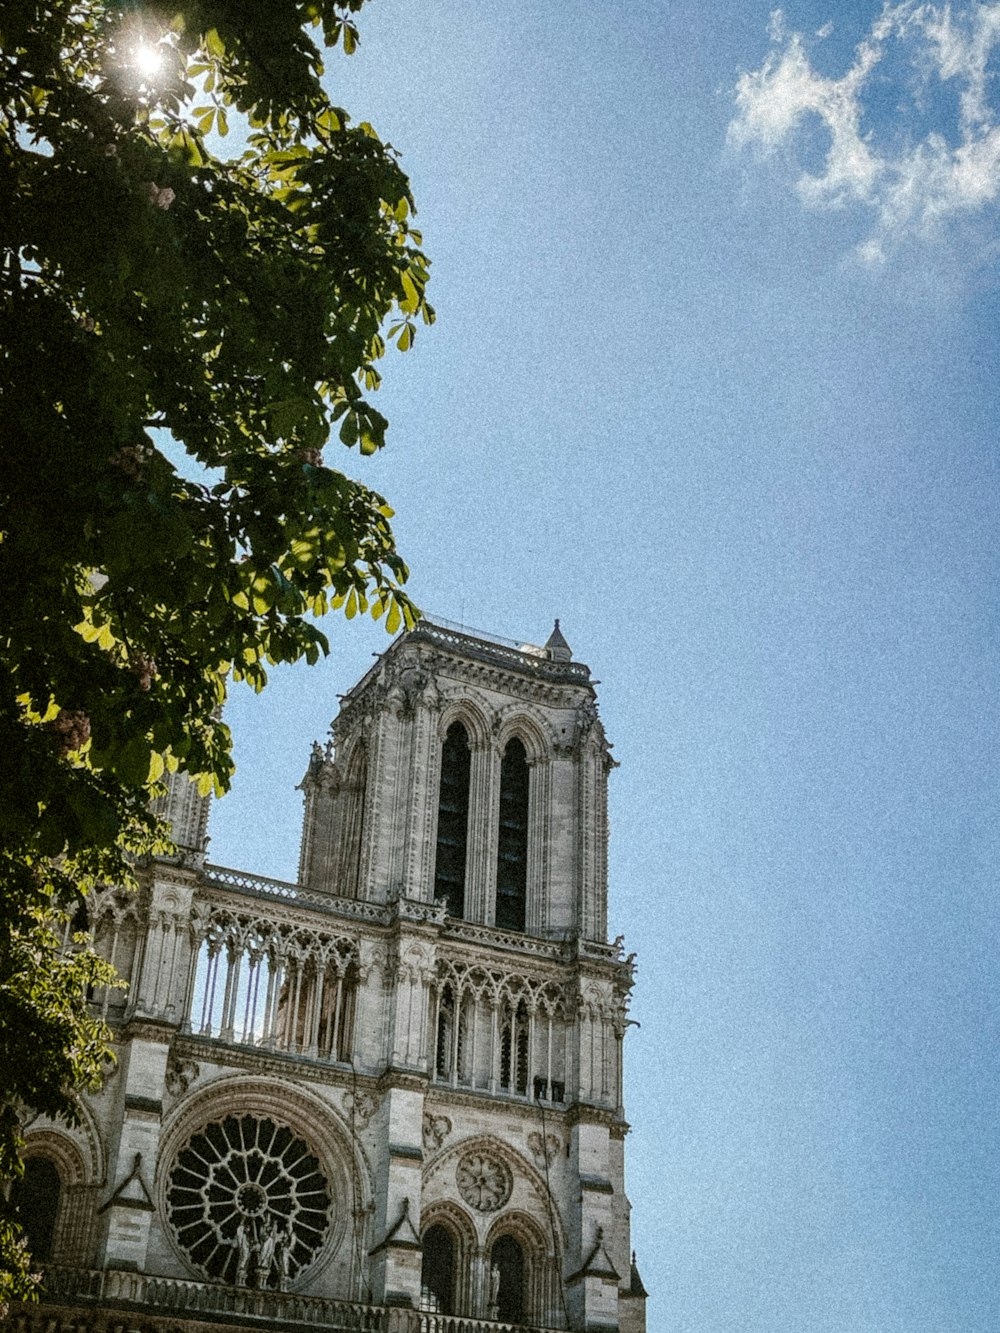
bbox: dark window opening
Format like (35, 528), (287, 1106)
(533, 1076), (565, 1103)
(434, 723), (471, 919)
(340, 744), (367, 899)
(421, 1224), (455, 1315)
(492, 1234), (525, 1324)
(500, 1020), (512, 1089)
(516, 1018), (529, 1095)
(13, 1158), (61, 1263)
(496, 738), (529, 931)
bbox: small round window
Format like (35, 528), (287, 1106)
(166, 1114), (330, 1288)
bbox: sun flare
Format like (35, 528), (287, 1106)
(134, 43), (163, 79)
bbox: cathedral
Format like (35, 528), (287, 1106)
(10, 619), (647, 1333)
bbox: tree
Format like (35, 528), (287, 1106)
(0, 0), (433, 1304)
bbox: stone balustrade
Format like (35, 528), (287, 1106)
(38, 1267), (389, 1329)
(29, 1270), (565, 1333)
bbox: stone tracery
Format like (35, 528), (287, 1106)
(186, 907), (359, 1061)
(431, 957), (570, 1101)
(165, 1113), (330, 1288)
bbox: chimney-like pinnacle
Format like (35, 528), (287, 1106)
(545, 618), (572, 662)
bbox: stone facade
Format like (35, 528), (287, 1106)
(12, 621), (646, 1333)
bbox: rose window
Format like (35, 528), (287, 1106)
(166, 1114), (331, 1287)
(456, 1151), (512, 1212)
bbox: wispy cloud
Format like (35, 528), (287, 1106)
(728, 4), (1000, 263)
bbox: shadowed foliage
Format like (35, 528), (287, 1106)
(0, 0), (432, 1303)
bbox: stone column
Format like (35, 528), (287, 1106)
(368, 1081), (425, 1310)
(401, 692), (442, 902)
(565, 1116), (621, 1332)
(546, 748), (579, 935)
(526, 755), (550, 933)
(97, 1029), (171, 1272)
(467, 740), (497, 923)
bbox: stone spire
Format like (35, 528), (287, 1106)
(545, 618), (572, 662)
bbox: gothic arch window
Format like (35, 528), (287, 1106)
(420, 1223), (455, 1314)
(496, 737), (529, 931)
(486, 1212), (558, 1329)
(13, 1157), (61, 1262)
(434, 721), (471, 919)
(491, 1233), (526, 1324)
(338, 742), (367, 899)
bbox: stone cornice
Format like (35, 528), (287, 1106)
(422, 1083), (569, 1125)
(564, 1102), (629, 1134)
(170, 1032), (380, 1093)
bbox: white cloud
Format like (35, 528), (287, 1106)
(728, 3), (1000, 262)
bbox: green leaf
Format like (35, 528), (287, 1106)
(205, 27), (226, 58)
(399, 269), (420, 313)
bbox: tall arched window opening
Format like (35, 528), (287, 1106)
(14, 1158), (61, 1262)
(434, 722), (471, 919)
(338, 742), (367, 899)
(496, 738), (529, 931)
(420, 1224), (455, 1314)
(491, 1234), (525, 1324)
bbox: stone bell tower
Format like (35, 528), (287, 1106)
(11, 619), (646, 1333)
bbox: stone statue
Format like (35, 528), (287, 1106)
(257, 1218), (277, 1287)
(488, 1261), (501, 1317)
(233, 1220), (252, 1287)
(274, 1225), (293, 1291)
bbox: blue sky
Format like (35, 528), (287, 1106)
(207, 4), (1000, 1329)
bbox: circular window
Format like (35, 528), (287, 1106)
(456, 1150), (512, 1213)
(166, 1114), (331, 1288)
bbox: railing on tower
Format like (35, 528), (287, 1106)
(33, 1269), (567, 1333)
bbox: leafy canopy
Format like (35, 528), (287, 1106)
(0, 0), (431, 1304)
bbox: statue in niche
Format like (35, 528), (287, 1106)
(274, 1225), (294, 1291)
(233, 1220), (252, 1287)
(488, 1261), (501, 1318)
(257, 1218), (278, 1286)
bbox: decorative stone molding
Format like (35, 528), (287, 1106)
(421, 1112), (452, 1152)
(342, 1088), (379, 1129)
(387, 892), (446, 929)
(202, 866), (390, 926)
(456, 1151), (512, 1213)
(164, 1055), (200, 1099)
(527, 1132), (561, 1166)
(442, 917), (564, 960)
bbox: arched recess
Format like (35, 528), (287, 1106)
(337, 739), (368, 899)
(419, 1201), (477, 1316)
(485, 1209), (561, 1328)
(433, 720), (472, 919)
(156, 1075), (373, 1294)
(20, 1127), (94, 1266)
(492, 711), (552, 935)
(437, 698), (491, 753)
(492, 709), (553, 766)
(88, 889), (142, 1020)
(496, 737), (529, 931)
